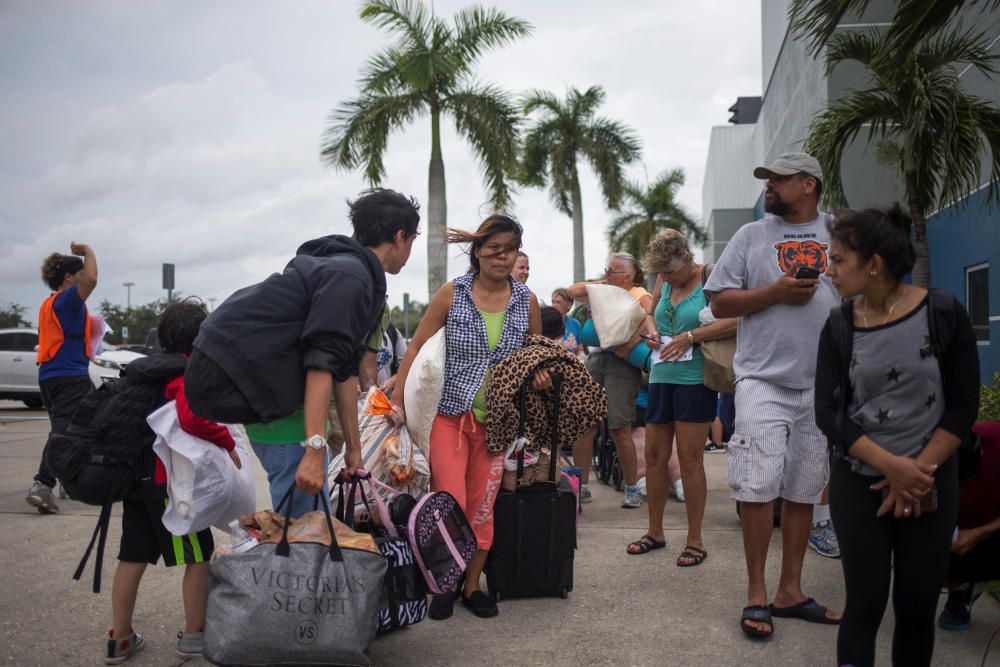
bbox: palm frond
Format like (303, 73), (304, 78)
(789, 0), (872, 56)
(915, 22), (1000, 77)
(580, 117), (642, 208)
(823, 28), (883, 74)
(360, 0), (430, 49)
(605, 170), (705, 254)
(885, 0), (1000, 56)
(570, 86), (606, 124)
(522, 89), (564, 116)
(806, 88), (901, 207)
(361, 46), (408, 95)
(446, 84), (522, 207)
(320, 92), (426, 184)
(451, 6), (533, 67)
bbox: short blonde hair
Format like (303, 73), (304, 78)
(644, 229), (693, 273)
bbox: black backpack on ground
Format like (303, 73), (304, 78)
(46, 353), (185, 592)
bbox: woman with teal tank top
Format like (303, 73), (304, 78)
(626, 230), (738, 567)
(391, 214), (543, 622)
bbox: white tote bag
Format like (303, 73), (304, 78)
(149, 401), (256, 535)
(585, 284), (646, 347)
(402, 327), (445, 459)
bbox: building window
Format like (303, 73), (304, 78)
(966, 263), (989, 343)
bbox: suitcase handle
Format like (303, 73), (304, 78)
(514, 371), (564, 489)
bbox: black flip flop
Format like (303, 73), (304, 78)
(626, 534), (666, 555)
(676, 545), (707, 567)
(741, 605), (774, 639)
(770, 598), (840, 625)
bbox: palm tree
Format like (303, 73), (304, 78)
(606, 169), (704, 261)
(519, 86), (642, 282)
(803, 25), (1000, 286)
(789, 0), (1000, 58)
(322, 0), (532, 297)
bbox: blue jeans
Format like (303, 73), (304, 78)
(250, 442), (329, 519)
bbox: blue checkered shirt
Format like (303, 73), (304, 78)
(437, 273), (531, 416)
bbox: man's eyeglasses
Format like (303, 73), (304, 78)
(604, 267), (627, 275)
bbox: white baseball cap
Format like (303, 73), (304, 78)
(753, 152), (823, 183)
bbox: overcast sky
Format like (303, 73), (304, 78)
(0, 1), (762, 323)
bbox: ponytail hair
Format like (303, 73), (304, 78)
(829, 203), (915, 280)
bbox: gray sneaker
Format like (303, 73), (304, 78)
(26, 481), (59, 514)
(578, 484), (593, 504)
(105, 631), (144, 665)
(622, 484), (642, 509)
(177, 630), (204, 658)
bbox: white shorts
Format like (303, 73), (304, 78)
(727, 378), (829, 504)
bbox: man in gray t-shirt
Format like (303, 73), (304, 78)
(704, 152), (842, 638)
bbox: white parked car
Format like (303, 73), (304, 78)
(0, 328), (43, 408)
(89, 342), (145, 388)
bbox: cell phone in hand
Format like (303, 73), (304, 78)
(795, 265), (821, 280)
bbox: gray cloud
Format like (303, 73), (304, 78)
(0, 0), (760, 321)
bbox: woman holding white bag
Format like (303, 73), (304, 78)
(391, 214), (544, 622)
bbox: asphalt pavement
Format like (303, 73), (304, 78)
(1, 401), (997, 666)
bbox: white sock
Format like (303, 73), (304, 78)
(812, 504), (831, 526)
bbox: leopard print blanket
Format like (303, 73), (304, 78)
(486, 334), (608, 454)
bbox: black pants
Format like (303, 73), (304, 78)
(830, 455), (958, 667)
(36, 375), (93, 486)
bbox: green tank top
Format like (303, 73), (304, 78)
(472, 309), (506, 422)
(649, 281), (706, 385)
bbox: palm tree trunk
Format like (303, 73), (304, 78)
(905, 170), (931, 288)
(427, 107), (447, 298)
(571, 168), (585, 282)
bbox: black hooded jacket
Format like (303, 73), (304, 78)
(189, 235), (386, 423)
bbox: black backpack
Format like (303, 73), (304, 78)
(387, 323), (401, 376)
(46, 354), (182, 592)
(827, 290), (981, 479)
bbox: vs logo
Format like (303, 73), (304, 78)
(294, 620), (318, 645)
(773, 240), (829, 274)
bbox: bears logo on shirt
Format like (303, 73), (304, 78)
(773, 240), (829, 274)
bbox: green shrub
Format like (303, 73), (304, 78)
(980, 372), (1000, 423)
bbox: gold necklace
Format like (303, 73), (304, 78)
(862, 285), (908, 327)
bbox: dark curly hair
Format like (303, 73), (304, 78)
(41, 254), (84, 291)
(157, 298), (208, 355)
(541, 306), (565, 340)
(829, 203), (915, 280)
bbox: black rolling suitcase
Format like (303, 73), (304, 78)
(487, 374), (576, 600)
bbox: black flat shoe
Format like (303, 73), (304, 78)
(429, 592), (457, 620)
(461, 590), (499, 618)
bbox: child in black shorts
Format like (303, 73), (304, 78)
(106, 300), (240, 665)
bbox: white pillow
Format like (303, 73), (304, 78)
(403, 327), (446, 459)
(586, 284), (646, 347)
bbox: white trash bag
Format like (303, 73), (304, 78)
(402, 326), (445, 458)
(586, 284), (646, 348)
(149, 401), (256, 535)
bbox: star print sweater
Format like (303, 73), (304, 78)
(814, 292), (980, 476)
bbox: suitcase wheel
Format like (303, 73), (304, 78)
(560, 587), (569, 599)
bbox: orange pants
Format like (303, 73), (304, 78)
(429, 413), (504, 550)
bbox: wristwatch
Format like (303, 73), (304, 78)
(303, 434), (326, 450)
(685, 331), (696, 344)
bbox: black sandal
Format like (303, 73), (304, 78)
(676, 545), (708, 567)
(740, 605), (774, 639)
(626, 534), (666, 555)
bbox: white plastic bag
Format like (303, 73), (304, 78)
(149, 401), (256, 535)
(403, 327), (445, 458)
(328, 387), (429, 503)
(585, 284), (646, 347)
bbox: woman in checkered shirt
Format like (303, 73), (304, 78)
(392, 213), (544, 621)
